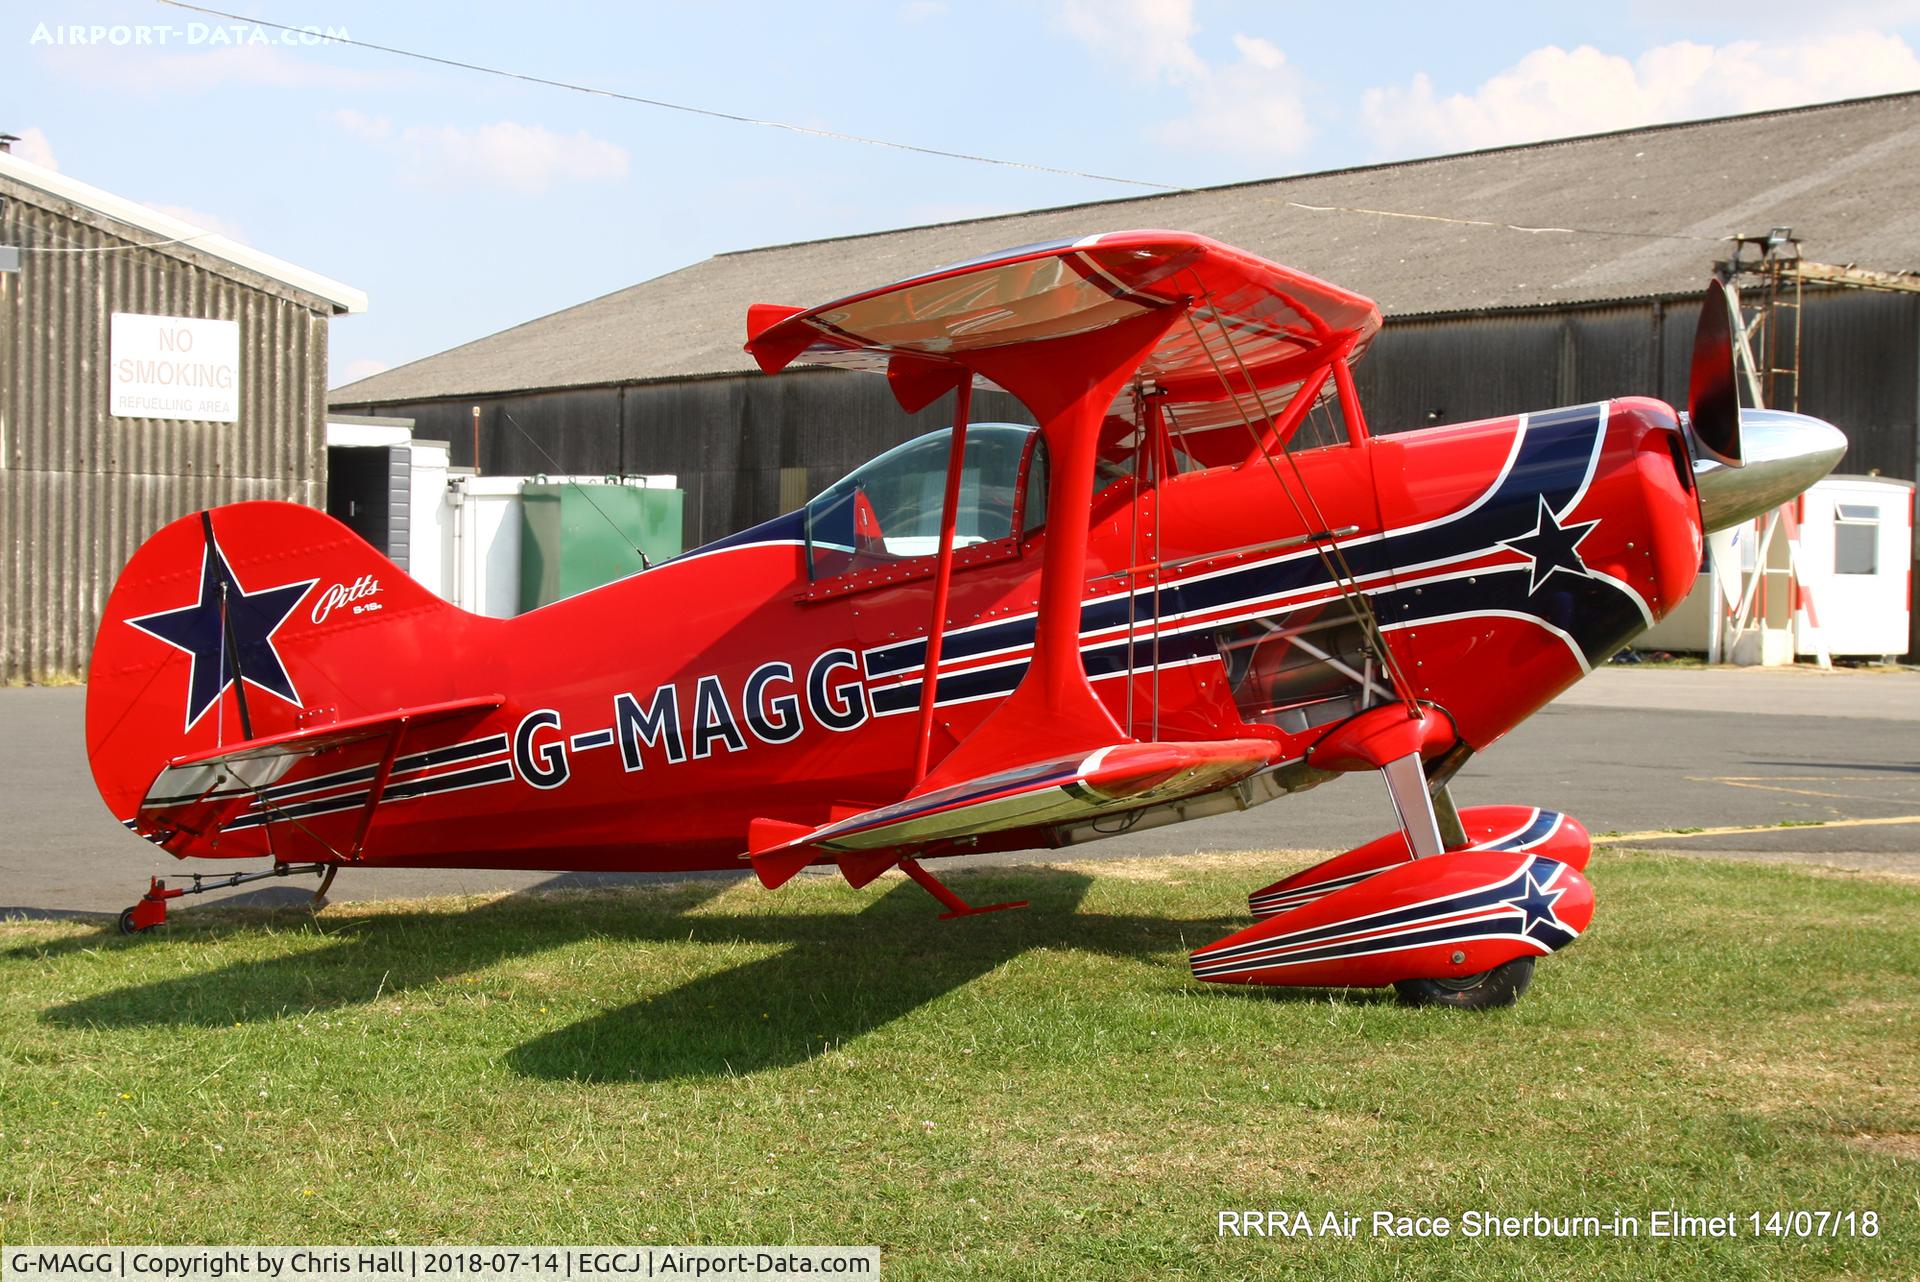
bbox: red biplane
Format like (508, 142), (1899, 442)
(87, 231), (1844, 1007)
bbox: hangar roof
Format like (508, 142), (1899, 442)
(331, 90), (1920, 405)
(0, 150), (367, 315)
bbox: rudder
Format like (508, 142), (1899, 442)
(86, 501), (482, 842)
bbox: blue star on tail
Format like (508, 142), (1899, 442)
(1499, 495), (1601, 594)
(126, 529), (316, 731)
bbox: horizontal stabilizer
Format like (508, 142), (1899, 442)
(747, 739), (1276, 883)
(136, 695), (504, 845)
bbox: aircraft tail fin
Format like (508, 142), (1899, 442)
(86, 501), (487, 854)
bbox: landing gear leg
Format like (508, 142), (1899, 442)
(897, 858), (1028, 920)
(1432, 782), (1469, 851)
(1380, 751), (1445, 858)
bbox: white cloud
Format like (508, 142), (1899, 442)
(1362, 30), (1920, 156)
(148, 204), (247, 243)
(1150, 34), (1311, 159)
(331, 109), (392, 143)
(10, 126), (58, 170)
(1627, 0), (1920, 26)
(331, 112), (630, 195)
(1058, 2), (1312, 160)
(1059, 0), (1206, 84)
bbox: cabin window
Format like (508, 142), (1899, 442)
(806, 423), (1037, 580)
(1834, 503), (1879, 576)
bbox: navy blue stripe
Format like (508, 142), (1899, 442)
(1194, 915), (1530, 976)
(1194, 864), (1538, 964)
(1197, 856), (1577, 969)
(1376, 565), (1644, 666)
(671, 508), (807, 562)
(146, 734), (511, 809)
(1491, 811), (1561, 851)
(224, 761), (515, 832)
(869, 404), (1622, 686)
(875, 625), (1222, 714)
(255, 735), (508, 804)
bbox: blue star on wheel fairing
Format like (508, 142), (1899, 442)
(125, 527), (316, 731)
(1502, 867), (1570, 942)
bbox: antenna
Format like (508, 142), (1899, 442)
(498, 407), (654, 572)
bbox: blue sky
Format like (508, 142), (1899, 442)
(12, 1), (1920, 386)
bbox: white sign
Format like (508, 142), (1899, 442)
(110, 313), (240, 422)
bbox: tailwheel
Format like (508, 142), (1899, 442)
(1394, 956), (1535, 1010)
(116, 907), (145, 935)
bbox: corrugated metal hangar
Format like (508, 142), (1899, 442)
(330, 91), (1920, 651)
(9, 92), (1919, 682)
(0, 147), (364, 682)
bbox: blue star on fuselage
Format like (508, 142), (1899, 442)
(1499, 496), (1601, 594)
(1502, 868), (1568, 940)
(125, 535), (315, 731)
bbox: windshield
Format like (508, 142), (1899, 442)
(806, 423), (1036, 580)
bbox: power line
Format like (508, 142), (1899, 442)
(154, 0), (1727, 247)
(155, 0), (1175, 193)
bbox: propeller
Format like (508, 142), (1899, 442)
(1683, 277), (1847, 531)
(1686, 278), (1744, 467)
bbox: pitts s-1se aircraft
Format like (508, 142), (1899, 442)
(87, 231), (1846, 1007)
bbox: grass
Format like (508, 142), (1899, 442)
(1, 850), (1916, 1280)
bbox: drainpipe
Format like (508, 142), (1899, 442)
(448, 477), (467, 611)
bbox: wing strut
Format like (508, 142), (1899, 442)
(911, 375), (973, 783)
(915, 305), (1184, 791)
(897, 857), (1028, 919)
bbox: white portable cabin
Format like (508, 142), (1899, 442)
(1636, 474), (1913, 662)
(1791, 475), (1913, 659)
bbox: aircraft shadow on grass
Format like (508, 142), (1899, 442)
(36, 867), (1361, 1083)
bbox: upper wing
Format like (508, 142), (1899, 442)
(743, 229), (1382, 459)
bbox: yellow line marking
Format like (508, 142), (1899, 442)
(1697, 780), (1911, 803)
(1699, 776), (1907, 782)
(1606, 814), (1920, 842)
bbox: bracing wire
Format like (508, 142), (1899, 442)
(1177, 288), (1420, 712)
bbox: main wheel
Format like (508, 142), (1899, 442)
(1394, 955), (1535, 1009)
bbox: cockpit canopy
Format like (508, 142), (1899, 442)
(805, 423), (1042, 580)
